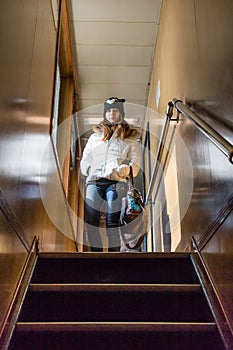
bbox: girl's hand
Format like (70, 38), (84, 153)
(118, 164), (130, 177)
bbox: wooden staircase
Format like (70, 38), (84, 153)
(9, 252), (225, 349)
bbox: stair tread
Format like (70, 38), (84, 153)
(16, 321), (217, 332)
(29, 283), (201, 292)
(37, 252), (191, 259)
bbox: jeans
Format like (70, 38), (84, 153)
(84, 178), (127, 251)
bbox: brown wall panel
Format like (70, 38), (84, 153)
(0, 0), (77, 335)
(0, 0), (76, 251)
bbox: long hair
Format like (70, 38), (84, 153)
(93, 121), (137, 141)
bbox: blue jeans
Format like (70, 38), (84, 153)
(84, 178), (127, 251)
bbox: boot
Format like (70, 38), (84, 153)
(108, 246), (120, 252)
(91, 247), (103, 252)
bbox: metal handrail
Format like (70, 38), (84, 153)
(0, 236), (38, 349)
(145, 99), (233, 206)
(145, 102), (175, 205)
(142, 122), (153, 251)
(0, 187), (31, 251)
(172, 99), (233, 164)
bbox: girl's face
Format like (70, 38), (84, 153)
(105, 108), (121, 123)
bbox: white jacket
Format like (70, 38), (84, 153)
(80, 133), (140, 183)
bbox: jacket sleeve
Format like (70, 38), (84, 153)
(118, 139), (140, 178)
(80, 134), (93, 176)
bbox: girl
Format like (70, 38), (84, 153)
(80, 97), (140, 251)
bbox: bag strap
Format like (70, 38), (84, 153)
(129, 165), (134, 187)
(126, 165), (134, 190)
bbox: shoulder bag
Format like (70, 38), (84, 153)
(119, 167), (148, 251)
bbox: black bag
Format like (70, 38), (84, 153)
(120, 167), (148, 251)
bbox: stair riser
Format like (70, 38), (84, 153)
(19, 290), (213, 322)
(31, 256), (198, 284)
(9, 329), (224, 350)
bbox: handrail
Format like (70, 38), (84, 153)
(0, 187), (31, 251)
(145, 98), (233, 206)
(0, 236), (38, 349)
(191, 100), (233, 132)
(142, 122), (153, 251)
(172, 99), (233, 164)
(191, 245), (233, 349)
(145, 102), (176, 205)
(196, 192), (233, 251)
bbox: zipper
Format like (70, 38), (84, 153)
(102, 140), (110, 174)
(103, 134), (116, 174)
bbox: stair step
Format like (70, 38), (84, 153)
(8, 253), (226, 350)
(31, 252), (199, 284)
(15, 321), (217, 332)
(10, 322), (224, 350)
(18, 287), (213, 323)
(29, 283), (201, 293)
